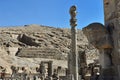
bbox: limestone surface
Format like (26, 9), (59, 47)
(0, 24), (99, 73)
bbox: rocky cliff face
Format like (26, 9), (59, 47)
(0, 24), (99, 73)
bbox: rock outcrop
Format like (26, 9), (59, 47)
(0, 24), (99, 73)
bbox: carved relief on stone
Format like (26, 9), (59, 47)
(104, 0), (116, 21)
(82, 23), (113, 49)
(104, 0), (120, 21)
(83, 23), (115, 79)
(106, 12), (118, 21)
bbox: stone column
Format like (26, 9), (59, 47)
(68, 5), (79, 80)
(48, 61), (53, 77)
(40, 62), (45, 77)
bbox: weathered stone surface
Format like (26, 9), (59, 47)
(104, 0), (116, 21)
(96, 0), (120, 79)
(16, 48), (66, 60)
(82, 23), (113, 49)
(18, 34), (40, 47)
(0, 24), (99, 73)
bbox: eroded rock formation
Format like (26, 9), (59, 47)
(0, 24), (99, 73)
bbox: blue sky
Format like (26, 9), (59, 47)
(0, 0), (104, 29)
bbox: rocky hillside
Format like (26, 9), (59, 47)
(0, 24), (99, 73)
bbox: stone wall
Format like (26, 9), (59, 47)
(104, 0), (116, 21)
(104, 0), (120, 79)
(16, 48), (67, 60)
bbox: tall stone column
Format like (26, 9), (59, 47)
(48, 61), (53, 77)
(40, 62), (45, 77)
(68, 5), (79, 80)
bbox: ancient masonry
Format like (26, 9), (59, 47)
(1, 1), (120, 80)
(82, 0), (120, 80)
(104, 0), (120, 79)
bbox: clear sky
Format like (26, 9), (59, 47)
(0, 0), (104, 29)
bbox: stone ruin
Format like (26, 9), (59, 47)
(16, 48), (66, 60)
(0, 5), (98, 80)
(65, 0), (120, 79)
(1, 0), (120, 80)
(82, 0), (120, 80)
